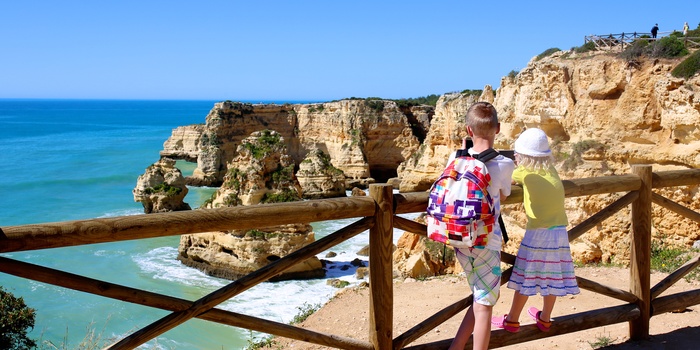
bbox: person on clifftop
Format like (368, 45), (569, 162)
(651, 23), (659, 38)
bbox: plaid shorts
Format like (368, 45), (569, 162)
(455, 247), (502, 306)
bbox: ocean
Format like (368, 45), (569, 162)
(0, 99), (413, 349)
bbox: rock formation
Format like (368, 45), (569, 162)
(394, 50), (700, 269)
(397, 88), (495, 192)
(296, 148), (346, 199)
(132, 157), (191, 213)
(177, 130), (324, 281)
(160, 99), (425, 188)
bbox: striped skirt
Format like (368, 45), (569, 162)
(507, 226), (580, 297)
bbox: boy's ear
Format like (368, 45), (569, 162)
(466, 126), (474, 137)
(496, 122), (501, 134)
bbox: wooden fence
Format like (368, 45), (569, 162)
(584, 31), (700, 50)
(1, 165), (700, 349)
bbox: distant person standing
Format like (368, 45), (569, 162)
(651, 23), (659, 38)
(683, 22), (690, 35)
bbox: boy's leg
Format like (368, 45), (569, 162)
(540, 294), (556, 322)
(472, 302), (493, 350)
(449, 305), (475, 350)
(452, 248), (501, 350)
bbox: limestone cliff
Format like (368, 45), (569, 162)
(396, 51), (700, 268)
(397, 87), (495, 192)
(177, 130), (324, 281)
(160, 100), (425, 188)
(132, 157), (191, 213)
(296, 148), (346, 199)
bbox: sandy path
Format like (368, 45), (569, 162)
(273, 267), (700, 349)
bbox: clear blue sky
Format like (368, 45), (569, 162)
(1, 1), (697, 101)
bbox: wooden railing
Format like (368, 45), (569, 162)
(1, 165), (700, 349)
(584, 31), (700, 50)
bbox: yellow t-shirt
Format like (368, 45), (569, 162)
(512, 166), (568, 229)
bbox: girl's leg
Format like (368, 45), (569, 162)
(540, 294), (556, 322)
(506, 291), (529, 322)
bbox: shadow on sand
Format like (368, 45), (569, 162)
(599, 325), (700, 349)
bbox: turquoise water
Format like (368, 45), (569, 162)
(0, 99), (403, 349)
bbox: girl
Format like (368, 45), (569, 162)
(492, 128), (579, 332)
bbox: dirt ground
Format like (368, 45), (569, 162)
(273, 267), (700, 349)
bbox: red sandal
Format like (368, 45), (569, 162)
(491, 314), (520, 333)
(527, 307), (552, 332)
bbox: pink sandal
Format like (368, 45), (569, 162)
(491, 314), (520, 333)
(528, 307), (552, 332)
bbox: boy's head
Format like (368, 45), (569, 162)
(465, 102), (499, 139)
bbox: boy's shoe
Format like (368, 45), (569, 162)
(491, 314), (520, 333)
(527, 307), (552, 332)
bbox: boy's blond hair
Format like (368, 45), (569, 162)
(465, 102), (499, 137)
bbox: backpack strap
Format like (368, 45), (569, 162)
(455, 148), (499, 162)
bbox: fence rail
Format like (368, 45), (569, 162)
(584, 31), (700, 50)
(1, 166), (700, 349)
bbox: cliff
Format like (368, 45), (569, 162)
(150, 49), (700, 272)
(160, 100), (428, 187)
(177, 130), (325, 281)
(395, 50), (700, 273)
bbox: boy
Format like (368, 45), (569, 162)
(449, 102), (515, 350)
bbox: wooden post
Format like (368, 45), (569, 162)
(369, 184), (394, 350)
(629, 165), (652, 340)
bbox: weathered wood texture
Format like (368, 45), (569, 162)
(402, 304), (641, 350)
(393, 266), (514, 349)
(0, 257), (374, 350)
(369, 184), (395, 350)
(0, 196), (376, 253)
(629, 165), (652, 340)
(1, 169), (700, 349)
(651, 253), (700, 299)
(106, 217), (374, 349)
(651, 192), (700, 224)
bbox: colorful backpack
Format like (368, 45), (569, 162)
(426, 148), (499, 249)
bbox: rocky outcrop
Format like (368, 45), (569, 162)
(397, 88), (495, 192)
(494, 50), (700, 264)
(177, 130), (324, 281)
(132, 158), (191, 213)
(160, 100), (424, 188)
(395, 51), (700, 267)
(296, 148), (346, 199)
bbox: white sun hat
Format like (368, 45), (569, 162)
(514, 128), (551, 157)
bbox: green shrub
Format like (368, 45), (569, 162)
(650, 240), (700, 281)
(261, 189), (300, 203)
(290, 302), (321, 324)
(460, 89), (483, 97)
(649, 35), (688, 58)
(672, 49), (700, 78)
(507, 70), (519, 79)
(536, 47), (561, 61)
(366, 99), (384, 113)
(562, 140), (606, 171)
(393, 94), (440, 107)
(573, 41), (597, 53)
(0, 287), (37, 350)
(144, 183), (182, 196)
(619, 39), (649, 61)
(242, 130), (282, 159)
